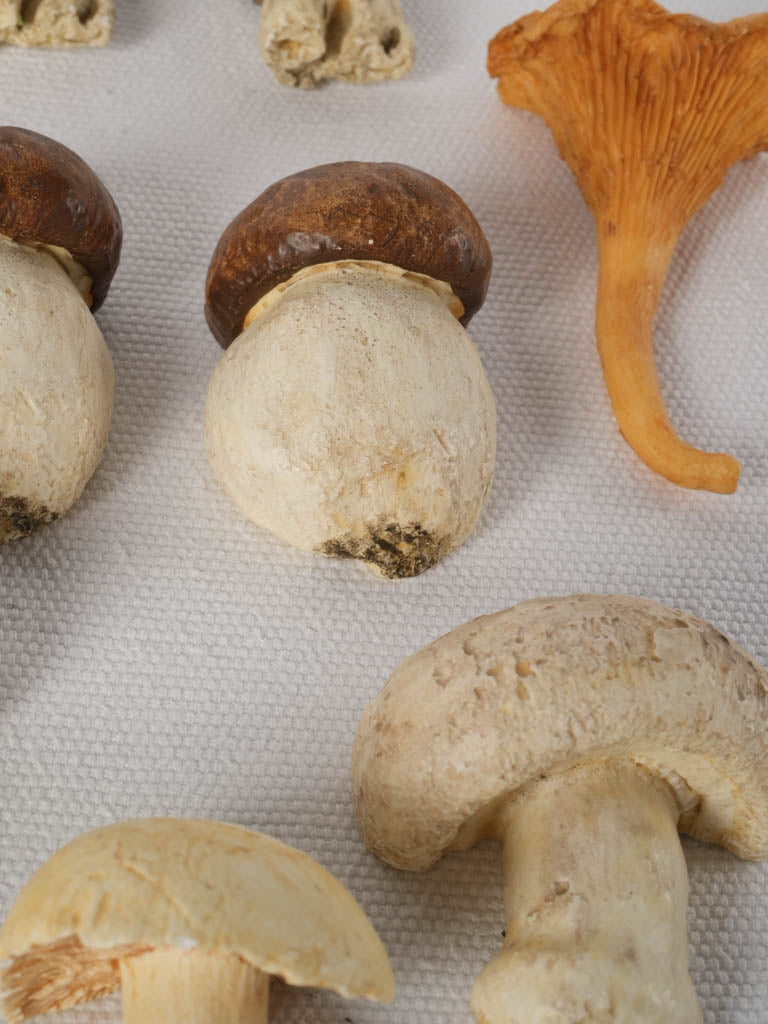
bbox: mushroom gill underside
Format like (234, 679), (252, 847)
(489, 0), (768, 493)
(0, 937), (148, 1021)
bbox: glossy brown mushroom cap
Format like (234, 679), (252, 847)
(205, 161), (492, 348)
(0, 127), (122, 311)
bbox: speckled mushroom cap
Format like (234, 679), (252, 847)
(353, 594), (768, 872)
(0, 819), (395, 1019)
(204, 161), (492, 347)
(0, 126), (122, 311)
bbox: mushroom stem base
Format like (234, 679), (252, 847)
(471, 760), (702, 1024)
(596, 229), (740, 493)
(120, 949), (269, 1024)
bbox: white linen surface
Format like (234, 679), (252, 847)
(1, 0), (767, 1020)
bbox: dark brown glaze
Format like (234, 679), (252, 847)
(0, 127), (122, 311)
(205, 162), (492, 348)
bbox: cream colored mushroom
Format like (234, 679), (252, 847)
(0, 127), (121, 543)
(204, 161), (495, 579)
(353, 594), (768, 1023)
(0, 0), (113, 46)
(0, 818), (395, 1023)
(257, 0), (414, 88)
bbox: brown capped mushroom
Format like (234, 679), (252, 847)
(488, 0), (768, 493)
(204, 161), (495, 579)
(0, 1), (113, 46)
(257, 0), (415, 88)
(0, 818), (395, 1022)
(354, 594), (768, 1023)
(0, 127), (121, 543)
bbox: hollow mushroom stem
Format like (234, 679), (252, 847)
(596, 228), (741, 493)
(120, 950), (269, 1024)
(472, 761), (702, 1024)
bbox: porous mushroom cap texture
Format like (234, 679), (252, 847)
(0, 126), (122, 311)
(353, 594), (768, 872)
(0, 0), (114, 47)
(204, 160), (492, 348)
(0, 819), (395, 1019)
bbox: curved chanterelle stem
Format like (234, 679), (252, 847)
(353, 594), (768, 1023)
(0, 819), (394, 1022)
(488, 0), (768, 493)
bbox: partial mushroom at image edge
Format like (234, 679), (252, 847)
(488, 0), (768, 493)
(203, 161), (496, 579)
(0, 0), (114, 47)
(0, 126), (122, 544)
(353, 593), (768, 1023)
(0, 818), (395, 1023)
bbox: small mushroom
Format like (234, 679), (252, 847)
(204, 161), (495, 579)
(0, 126), (121, 543)
(0, 818), (395, 1022)
(488, 0), (768, 493)
(353, 594), (768, 1022)
(256, 0), (415, 88)
(0, 1), (113, 47)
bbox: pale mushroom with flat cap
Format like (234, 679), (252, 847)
(353, 593), (768, 1023)
(0, 818), (395, 1022)
(204, 161), (495, 578)
(0, 126), (121, 543)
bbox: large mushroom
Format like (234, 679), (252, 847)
(0, 818), (395, 1022)
(0, 126), (121, 543)
(353, 593), (768, 1023)
(204, 161), (495, 579)
(488, 0), (768, 493)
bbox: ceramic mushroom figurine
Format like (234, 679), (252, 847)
(204, 161), (495, 579)
(488, 0), (768, 493)
(354, 594), (768, 1023)
(0, 818), (395, 1022)
(257, 0), (415, 88)
(0, 1), (113, 46)
(0, 127), (120, 543)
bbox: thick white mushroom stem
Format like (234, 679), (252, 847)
(472, 761), (702, 1024)
(120, 950), (269, 1024)
(596, 229), (740, 494)
(205, 259), (495, 579)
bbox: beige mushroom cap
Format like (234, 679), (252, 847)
(0, 819), (394, 1017)
(353, 594), (768, 872)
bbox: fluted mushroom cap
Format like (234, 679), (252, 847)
(0, 819), (395, 1020)
(354, 594), (768, 871)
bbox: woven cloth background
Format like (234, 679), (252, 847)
(1, 0), (767, 1020)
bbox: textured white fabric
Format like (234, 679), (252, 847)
(0, 1), (767, 1021)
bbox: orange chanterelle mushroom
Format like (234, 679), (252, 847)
(488, 0), (768, 493)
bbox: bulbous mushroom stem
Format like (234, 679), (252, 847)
(0, 236), (114, 543)
(472, 761), (702, 1024)
(120, 950), (269, 1024)
(205, 259), (495, 578)
(595, 229), (741, 493)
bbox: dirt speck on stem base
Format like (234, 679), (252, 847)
(0, 495), (57, 544)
